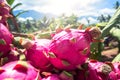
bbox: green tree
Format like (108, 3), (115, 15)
(97, 14), (106, 22)
(114, 1), (120, 9)
(40, 16), (51, 28)
(6, 0), (28, 32)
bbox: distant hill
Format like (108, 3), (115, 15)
(13, 10), (46, 20)
(13, 10), (97, 24)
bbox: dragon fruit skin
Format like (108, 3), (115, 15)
(76, 60), (112, 80)
(48, 29), (93, 70)
(41, 71), (73, 80)
(23, 39), (53, 71)
(0, 23), (13, 57)
(0, 0), (8, 3)
(76, 67), (100, 80)
(0, 61), (41, 80)
(1, 47), (20, 65)
(0, 1), (11, 27)
(59, 71), (74, 80)
(42, 74), (60, 80)
(109, 62), (120, 80)
(87, 60), (112, 80)
(113, 62), (120, 79)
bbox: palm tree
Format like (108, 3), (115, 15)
(6, 0), (28, 32)
(114, 1), (120, 9)
(39, 16), (51, 28)
(97, 14), (106, 22)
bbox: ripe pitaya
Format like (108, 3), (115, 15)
(42, 74), (60, 80)
(22, 39), (53, 71)
(41, 71), (74, 80)
(59, 71), (74, 80)
(0, 61), (41, 80)
(76, 60), (112, 80)
(75, 66), (99, 80)
(0, 47), (20, 65)
(0, 0), (8, 3)
(88, 60), (112, 80)
(0, 23), (13, 57)
(0, 0), (11, 27)
(109, 62), (120, 79)
(48, 27), (101, 70)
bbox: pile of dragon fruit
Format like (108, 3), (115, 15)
(0, 1), (120, 80)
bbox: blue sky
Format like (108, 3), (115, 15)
(13, 0), (119, 24)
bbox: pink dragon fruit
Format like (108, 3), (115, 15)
(0, 23), (13, 57)
(48, 27), (101, 70)
(42, 74), (60, 80)
(0, 0), (7, 3)
(76, 60), (112, 80)
(0, 61), (41, 80)
(1, 47), (20, 65)
(75, 66), (99, 80)
(109, 62), (120, 79)
(87, 60), (112, 80)
(59, 71), (74, 80)
(0, 0), (11, 27)
(22, 39), (53, 71)
(41, 71), (74, 80)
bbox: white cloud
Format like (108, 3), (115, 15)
(99, 8), (115, 15)
(12, 0), (116, 21)
(13, 0), (103, 16)
(18, 17), (33, 21)
(78, 18), (88, 24)
(37, 0), (103, 16)
(88, 17), (98, 24)
(26, 17), (33, 20)
(78, 17), (98, 25)
(18, 17), (26, 21)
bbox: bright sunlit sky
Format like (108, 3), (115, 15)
(13, 0), (119, 24)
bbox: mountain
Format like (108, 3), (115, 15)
(13, 10), (46, 20)
(13, 10), (97, 24)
